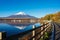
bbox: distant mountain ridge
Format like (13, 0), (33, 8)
(0, 12), (38, 19)
(7, 14), (37, 19)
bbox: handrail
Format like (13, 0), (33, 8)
(1, 23), (51, 40)
(29, 24), (49, 40)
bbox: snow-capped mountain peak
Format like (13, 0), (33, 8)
(7, 12), (37, 19)
(15, 12), (26, 15)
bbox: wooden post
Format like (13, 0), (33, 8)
(0, 32), (2, 40)
(41, 26), (44, 39)
(0, 32), (6, 40)
(45, 25), (47, 31)
(32, 25), (35, 40)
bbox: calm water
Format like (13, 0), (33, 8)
(0, 23), (41, 37)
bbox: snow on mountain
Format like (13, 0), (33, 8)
(14, 12), (26, 15)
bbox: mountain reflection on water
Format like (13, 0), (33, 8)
(0, 23), (41, 37)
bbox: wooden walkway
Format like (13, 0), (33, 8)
(52, 22), (60, 40)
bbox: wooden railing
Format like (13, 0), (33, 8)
(0, 23), (52, 40)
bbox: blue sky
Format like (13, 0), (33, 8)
(0, 0), (60, 18)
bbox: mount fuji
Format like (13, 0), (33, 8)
(7, 12), (37, 19)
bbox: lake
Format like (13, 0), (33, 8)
(0, 23), (41, 37)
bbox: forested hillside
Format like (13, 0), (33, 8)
(40, 12), (60, 23)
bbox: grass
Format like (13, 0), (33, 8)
(40, 26), (52, 40)
(40, 32), (49, 40)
